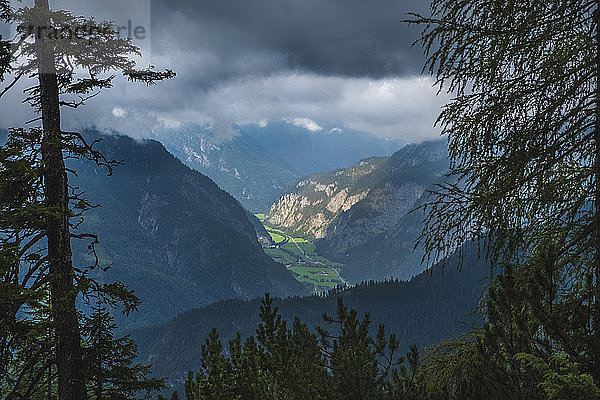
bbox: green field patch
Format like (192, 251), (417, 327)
(264, 248), (295, 264)
(287, 266), (341, 282)
(296, 241), (316, 253)
(312, 255), (345, 268)
(259, 220), (347, 293)
(268, 232), (286, 244)
(290, 237), (309, 243)
(280, 242), (304, 258)
(254, 213), (267, 222)
(286, 266), (343, 293)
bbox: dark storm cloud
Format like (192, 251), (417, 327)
(1, 0), (446, 142)
(150, 0), (428, 80)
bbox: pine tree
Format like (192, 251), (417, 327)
(0, 1), (174, 398)
(408, 0), (600, 385)
(81, 301), (165, 400)
(0, 128), (57, 399)
(182, 294), (413, 400)
(317, 297), (400, 400)
(186, 328), (238, 400)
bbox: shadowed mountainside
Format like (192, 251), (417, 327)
(70, 132), (307, 329)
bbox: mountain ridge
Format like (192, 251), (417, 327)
(267, 140), (448, 281)
(146, 122), (405, 212)
(70, 132), (307, 329)
(133, 243), (490, 390)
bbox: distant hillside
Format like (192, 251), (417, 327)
(150, 125), (300, 212)
(70, 132), (307, 329)
(149, 122), (404, 212)
(133, 245), (490, 389)
(267, 157), (388, 239)
(268, 140), (448, 281)
(320, 141), (448, 281)
(241, 121), (404, 176)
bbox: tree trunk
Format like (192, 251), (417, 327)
(34, 0), (87, 399)
(594, 0), (600, 383)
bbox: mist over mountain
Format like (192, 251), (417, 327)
(70, 132), (307, 329)
(146, 122), (404, 212)
(240, 121), (405, 176)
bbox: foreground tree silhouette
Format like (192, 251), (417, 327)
(409, 0), (600, 387)
(0, 1), (174, 398)
(0, 0), (9, 78)
(82, 301), (165, 399)
(182, 294), (404, 400)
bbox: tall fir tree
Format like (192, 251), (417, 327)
(0, 1), (174, 398)
(81, 301), (165, 400)
(408, 0), (600, 388)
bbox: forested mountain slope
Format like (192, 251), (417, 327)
(133, 245), (490, 388)
(70, 132), (307, 329)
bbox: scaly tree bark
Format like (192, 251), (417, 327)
(594, 0), (600, 381)
(34, 0), (86, 398)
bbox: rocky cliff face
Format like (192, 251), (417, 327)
(71, 132), (306, 329)
(323, 181), (425, 257)
(322, 141), (448, 258)
(267, 157), (386, 239)
(268, 140), (449, 282)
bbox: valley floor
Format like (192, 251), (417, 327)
(255, 214), (347, 293)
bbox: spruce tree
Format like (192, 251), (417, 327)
(81, 301), (165, 400)
(409, 0), (600, 384)
(317, 297), (400, 400)
(0, 1), (174, 399)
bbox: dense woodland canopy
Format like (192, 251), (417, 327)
(132, 252), (489, 390)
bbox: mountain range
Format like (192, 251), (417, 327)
(69, 132), (307, 329)
(147, 122), (404, 212)
(268, 140), (448, 282)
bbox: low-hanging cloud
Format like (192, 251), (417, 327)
(53, 72), (449, 142)
(0, 0), (446, 143)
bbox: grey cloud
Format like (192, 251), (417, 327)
(53, 73), (448, 143)
(150, 0), (427, 80)
(0, 0), (444, 144)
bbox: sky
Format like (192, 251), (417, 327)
(0, 0), (450, 142)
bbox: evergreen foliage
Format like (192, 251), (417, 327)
(405, 0), (600, 396)
(133, 250), (489, 393)
(82, 301), (165, 399)
(0, 0), (10, 80)
(180, 294), (408, 400)
(0, 1), (173, 399)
